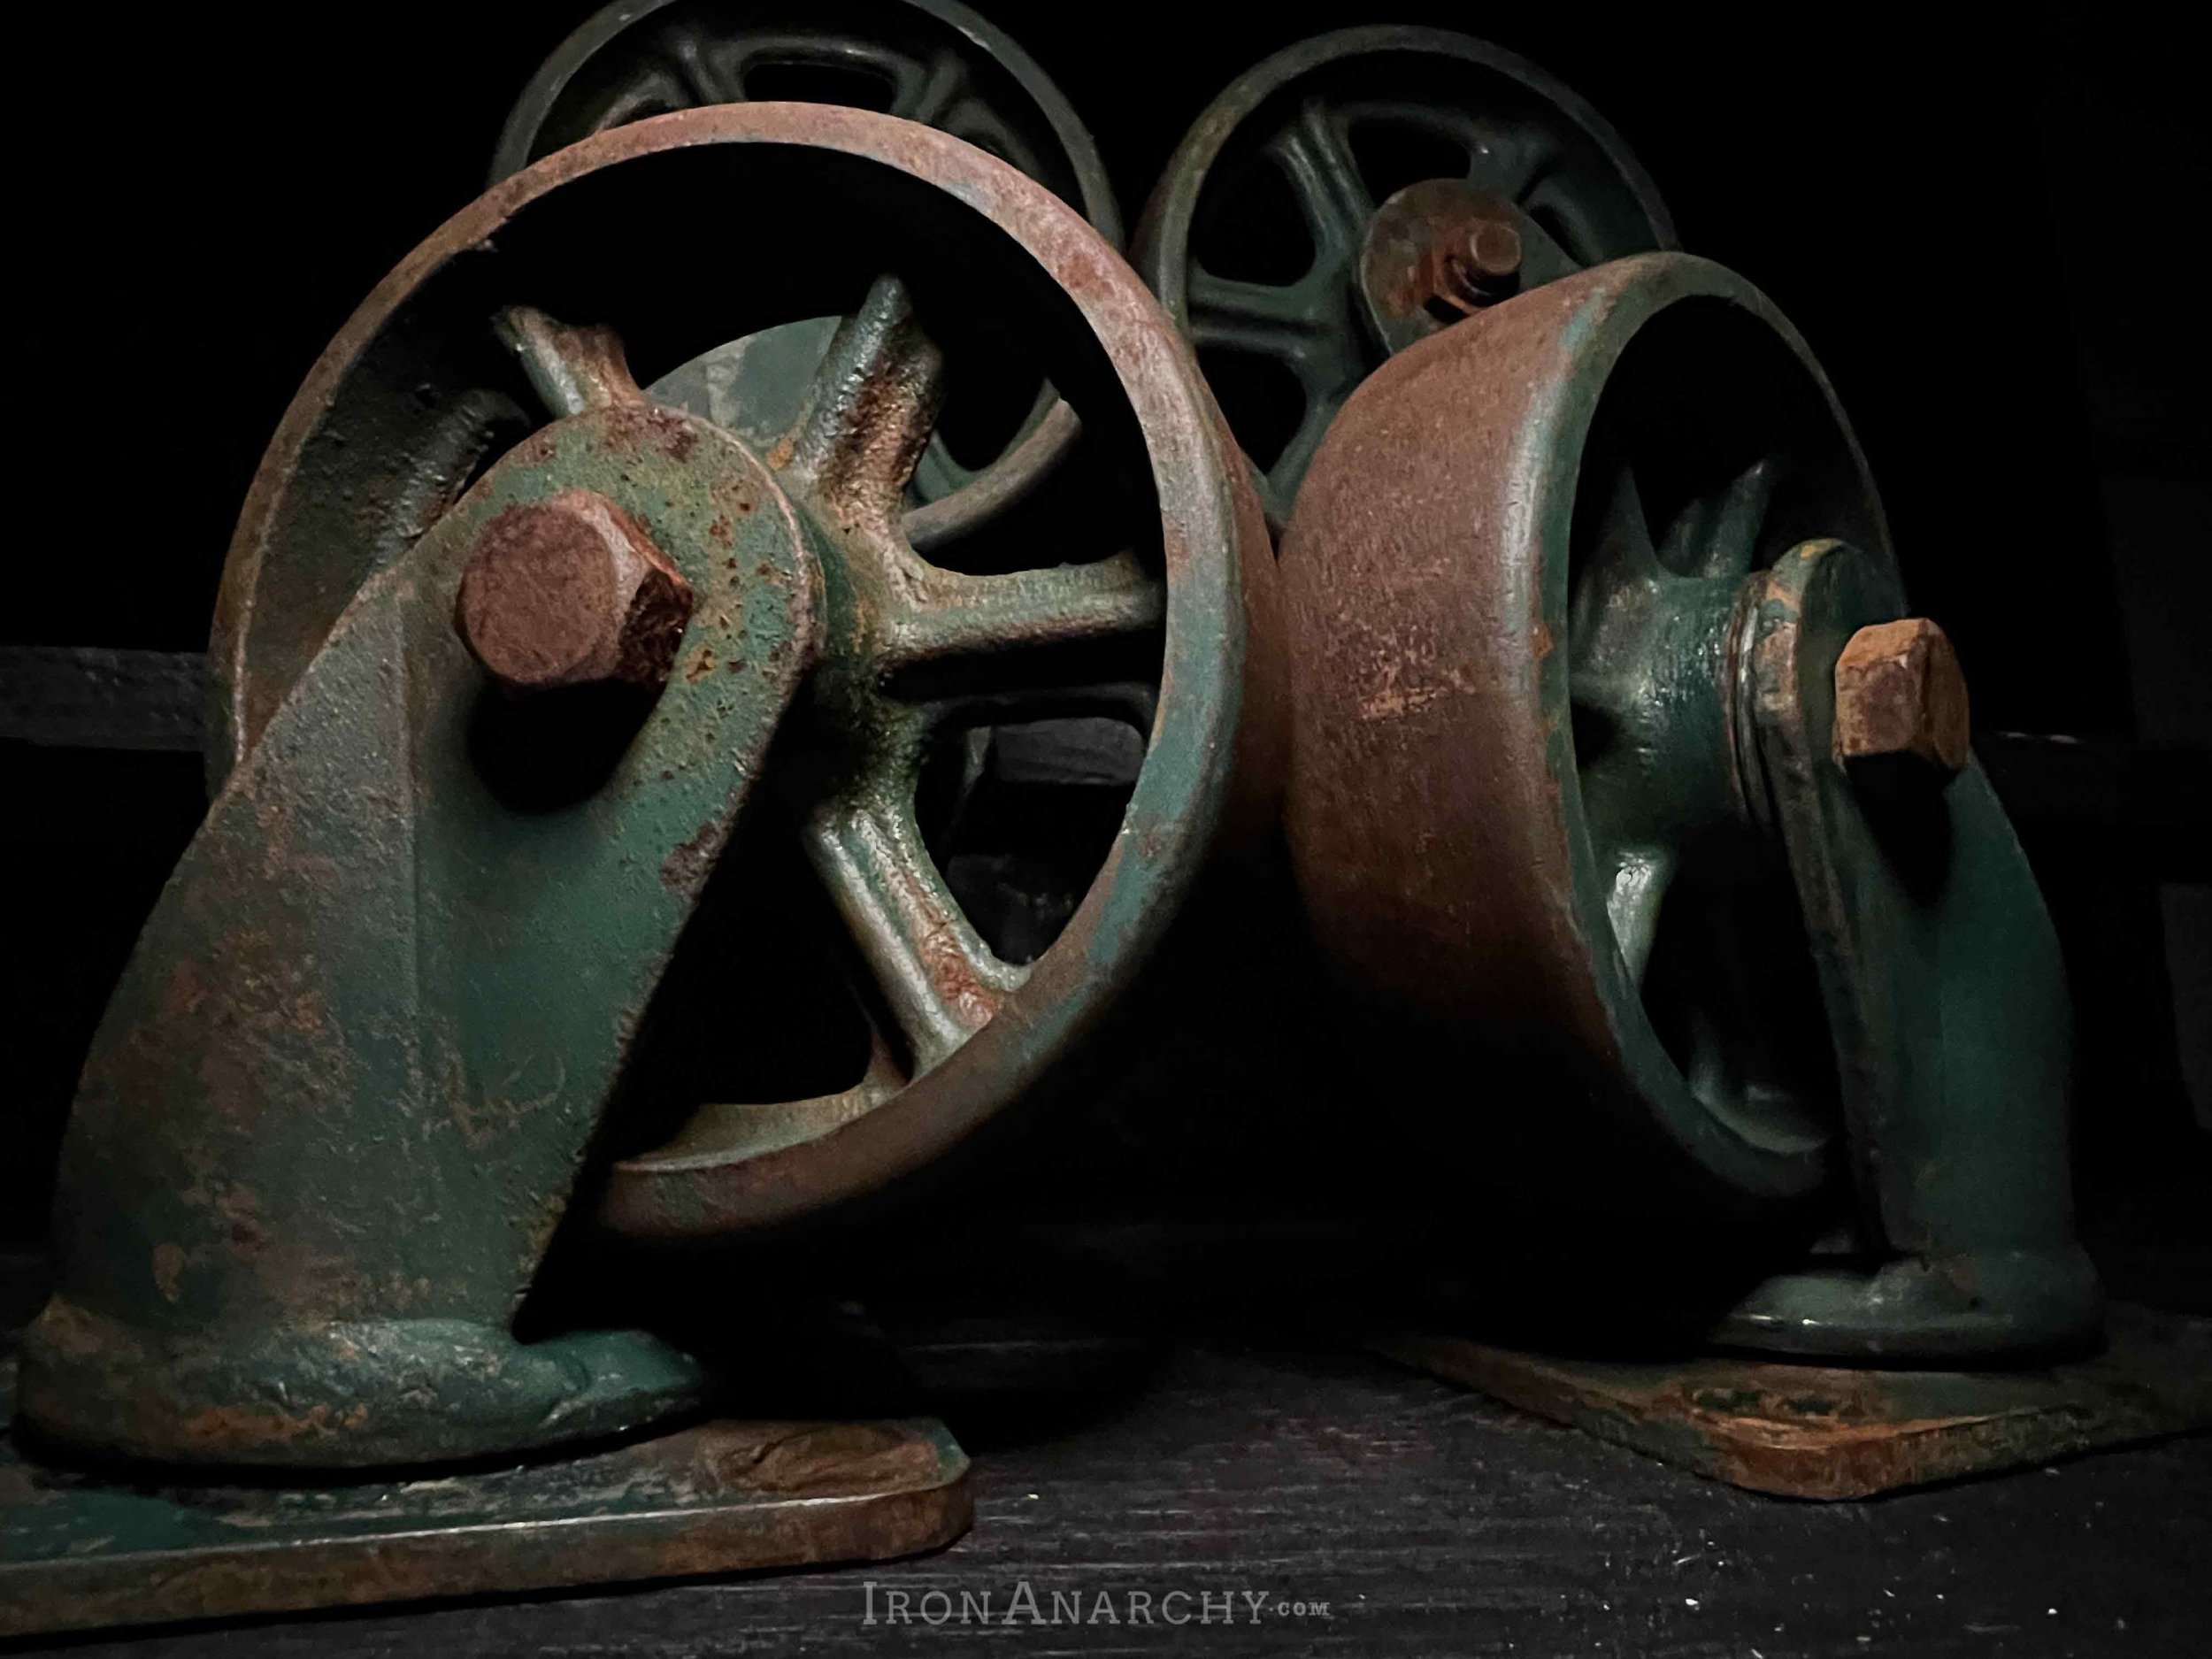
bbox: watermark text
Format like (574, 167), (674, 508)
(862, 1581), (1333, 1627)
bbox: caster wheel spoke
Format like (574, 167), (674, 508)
(1571, 455), (1782, 864)
(1569, 462), (1670, 673)
(1187, 266), (1334, 359)
(879, 557), (1163, 671)
(1267, 101), (1377, 271)
(781, 276), (947, 529)
(804, 747), (1027, 1077)
(895, 50), (971, 127)
(1659, 456), (1778, 580)
(497, 306), (647, 418)
(1483, 124), (1563, 204)
(657, 21), (737, 104)
(1602, 845), (1677, 987)
(775, 275), (1165, 673)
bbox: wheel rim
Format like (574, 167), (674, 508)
(1280, 254), (1890, 1205)
(210, 105), (1268, 1233)
(1136, 27), (1674, 524)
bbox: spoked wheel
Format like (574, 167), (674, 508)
(1136, 27), (1673, 523)
(213, 105), (1271, 1240)
(1280, 253), (2097, 1359)
(493, 0), (1113, 211)
(501, 0), (1117, 565)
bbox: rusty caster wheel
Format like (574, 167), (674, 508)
(214, 104), (1270, 1240)
(1136, 27), (1673, 524)
(1280, 253), (2100, 1362)
(25, 106), (1270, 1469)
(494, 0), (1118, 596)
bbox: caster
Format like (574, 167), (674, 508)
(31, 104), (1270, 1468)
(1137, 27), (1673, 522)
(1279, 252), (2100, 1362)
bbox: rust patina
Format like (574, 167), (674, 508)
(1280, 252), (2096, 1360)
(199, 104), (1292, 1274)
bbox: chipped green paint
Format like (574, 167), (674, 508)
(19, 403), (816, 1467)
(1722, 539), (2100, 1358)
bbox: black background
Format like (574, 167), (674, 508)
(4, 4), (2207, 1254)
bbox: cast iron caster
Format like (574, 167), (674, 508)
(1136, 27), (1673, 523)
(503, 0), (1117, 592)
(1279, 252), (2100, 1363)
(29, 105), (1271, 1469)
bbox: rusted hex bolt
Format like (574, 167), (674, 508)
(1439, 217), (1525, 307)
(1832, 618), (1971, 784)
(454, 488), (694, 696)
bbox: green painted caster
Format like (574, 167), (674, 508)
(31, 105), (1271, 1469)
(1136, 27), (1674, 524)
(1279, 252), (2101, 1363)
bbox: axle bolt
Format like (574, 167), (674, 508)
(1442, 218), (1524, 306)
(1832, 618), (1970, 782)
(455, 488), (694, 697)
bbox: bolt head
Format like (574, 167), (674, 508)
(1427, 213), (1524, 313)
(1832, 618), (1970, 780)
(1461, 219), (1524, 281)
(455, 488), (694, 696)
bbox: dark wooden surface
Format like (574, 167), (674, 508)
(21, 1326), (2208, 1658)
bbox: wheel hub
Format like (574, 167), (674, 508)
(1137, 27), (1675, 518)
